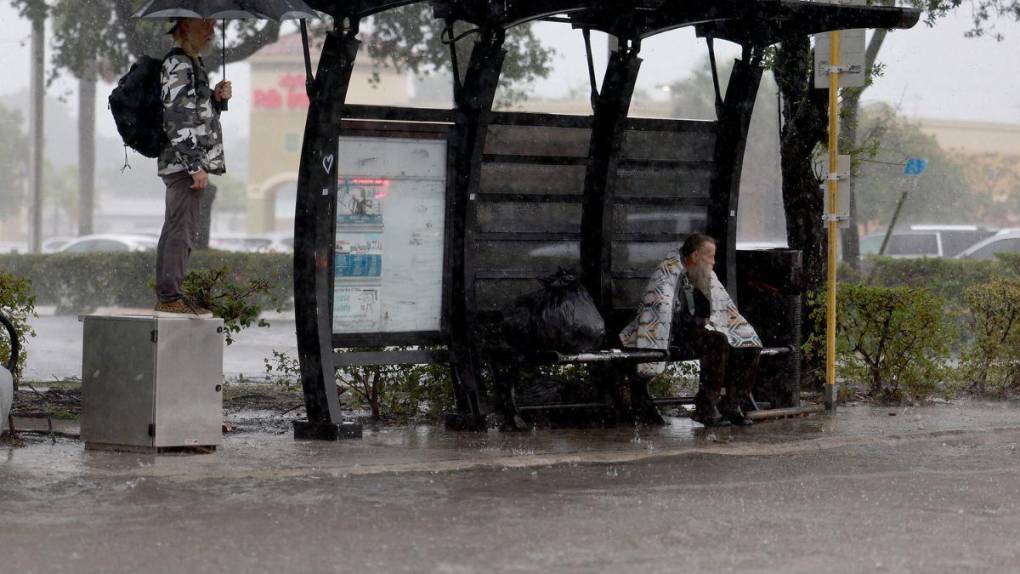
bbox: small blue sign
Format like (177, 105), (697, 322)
(904, 158), (928, 177)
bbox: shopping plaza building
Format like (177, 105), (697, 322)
(246, 33), (414, 233)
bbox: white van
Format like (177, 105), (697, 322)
(861, 225), (996, 258)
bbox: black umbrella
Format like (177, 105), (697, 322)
(134, 0), (317, 108)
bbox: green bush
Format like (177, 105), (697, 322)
(648, 361), (700, 398)
(184, 266), (282, 345)
(0, 251), (292, 314)
(0, 272), (36, 381)
(994, 253), (1020, 275)
(811, 283), (952, 403)
(958, 278), (1020, 397)
(863, 257), (1010, 302)
(849, 257), (1014, 355)
(264, 347), (456, 423)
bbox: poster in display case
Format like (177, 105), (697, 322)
(332, 136), (447, 335)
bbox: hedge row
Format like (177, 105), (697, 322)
(848, 255), (1020, 302)
(0, 251), (293, 314)
(2, 250), (1017, 317)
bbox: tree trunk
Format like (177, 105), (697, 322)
(840, 26), (889, 269)
(370, 369), (381, 421)
(775, 35), (829, 391)
(78, 57), (97, 236)
(840, 89), (862, 269)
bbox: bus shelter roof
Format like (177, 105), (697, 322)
(305, 0), (920, 40)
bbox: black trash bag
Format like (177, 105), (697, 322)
(503, 269), (605, 354)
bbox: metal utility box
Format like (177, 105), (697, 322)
(81, 315), (224, 451)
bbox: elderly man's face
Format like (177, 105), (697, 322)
(692, 242), (716, 270)
(179, 18), (216, 53)
(685, 241), (716, 295)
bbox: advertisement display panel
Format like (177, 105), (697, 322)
(332, 136), (447, 334)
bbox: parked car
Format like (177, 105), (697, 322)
(956, 229), (1020, 260)
(908, 225), (998, 257)
(0, 242), (27, 254)
(860, 231), (942, 258)
(42, 236), (75, 253)
(57, 234), (157, 254)
(861, 225), (997, 258)
(209, 233), (293, 253)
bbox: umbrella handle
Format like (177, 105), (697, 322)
(220, 19), (228, 111)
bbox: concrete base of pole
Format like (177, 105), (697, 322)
(824, 384), (838, 411)
(747, 404), (825, 422)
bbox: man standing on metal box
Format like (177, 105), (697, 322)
(154, 17), (231, 316)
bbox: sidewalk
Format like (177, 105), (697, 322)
(7, 401), (1020, 481)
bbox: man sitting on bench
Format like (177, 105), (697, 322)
(619, 233), (762, 427)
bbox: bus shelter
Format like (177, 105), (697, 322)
(291, 0), (921, 439)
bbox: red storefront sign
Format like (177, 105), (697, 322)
(254, 73), (310, 110)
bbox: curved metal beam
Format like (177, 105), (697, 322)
(292, 21), (364, 440)
(579, 39), (642, 318)
(706, 46), (766, 296)
(0, 311), (19, 390)
(445, 26), (508, 431)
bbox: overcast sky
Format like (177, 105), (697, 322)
(532, 10), (1020, 123)
(0, 4), (1018, 142)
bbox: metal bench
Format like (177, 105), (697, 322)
(480, 314), (797, 429)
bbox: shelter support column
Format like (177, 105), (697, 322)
(446, 27), (507, 430)
(706, 45), (765, 295)
(580, 40), (642, 319)
(292, 23), (362, 440)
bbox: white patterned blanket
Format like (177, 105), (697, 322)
(619, 252), (761, 377)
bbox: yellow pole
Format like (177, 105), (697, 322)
(825, 31), (841, 410)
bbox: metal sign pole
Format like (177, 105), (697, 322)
(825, 30), (841, 411)
(878, 179), (909, 256)
(878, 158), (928, 256)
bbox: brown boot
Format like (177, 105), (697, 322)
(154, 298), (212, 318)
(182, 296), (213, 317)
(691, 392), (729, 427)
(719, 397), (753, 426)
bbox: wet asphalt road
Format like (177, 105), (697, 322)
(12, 316), (1020, 572)
(4, 423), (1020, 573)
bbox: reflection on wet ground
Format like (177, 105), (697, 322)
(5, 401), (1020, 485)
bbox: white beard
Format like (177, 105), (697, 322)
(686, 262), (712, 298)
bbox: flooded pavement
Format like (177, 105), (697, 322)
(4, 402), (1020, 573)
(7, 401), (1020, 482)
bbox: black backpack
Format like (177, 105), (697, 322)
(109, 49), (194, 159)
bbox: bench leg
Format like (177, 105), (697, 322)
(488, 356), (527, 431)
(629, 377), (666, 426)
(445, 345), (491, 431)
(606, 364), (664, 426)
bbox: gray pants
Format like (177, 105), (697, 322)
(156, 171), (201, 303)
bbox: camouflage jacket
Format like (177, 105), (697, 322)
(158, 48), (226, 176)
